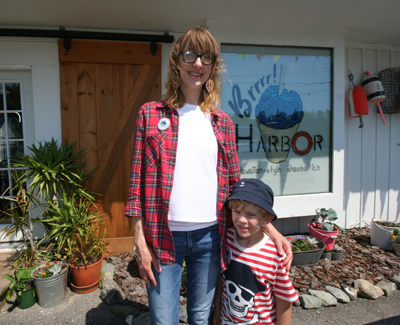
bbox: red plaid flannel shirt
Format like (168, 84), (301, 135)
(125, 100), (240, 268)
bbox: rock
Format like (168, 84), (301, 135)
(299, 294), (322, 309)
(100, 277), (125, 305)
(102, 262), (116, 275)
(376, 281), (394, 297)
(293, 299), (301, 307)
(325, 285), (350, 303)
(391, 282), (397, 291)
(390, 275), (400, 289)
(354, 279), (384, 299)
(308, 289), (337, 306)
(344, 287), (358, 300)
(319, 258), (331, 271)
(179, 304), (188, 323)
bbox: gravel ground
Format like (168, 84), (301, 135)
(1, 286), (400, 325)
(0, 287), (125, 325)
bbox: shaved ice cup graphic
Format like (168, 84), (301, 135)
(256, 121), (300, 163)
(255, 85), (303, 163)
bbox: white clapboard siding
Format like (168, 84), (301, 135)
(344, 44), (400, 228)
(280, 43), (400, 236)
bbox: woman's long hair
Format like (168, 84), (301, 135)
(164, 26), (223, 113)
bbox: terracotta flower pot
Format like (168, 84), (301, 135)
(70, 277), (102, 294)
(69, 256), (103, 287)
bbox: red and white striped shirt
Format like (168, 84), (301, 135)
(220, 228), (298, 324)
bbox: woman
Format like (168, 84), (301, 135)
(125, 26), (292, 325)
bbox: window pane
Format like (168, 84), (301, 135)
(7, 112), (23, 139)
(221, 44), (332, 196)
(5, 83), (21, 111)
(0, 170), (10, 196)
(0, 83), (4, 111)
(10, 141), (24, 162)
(0, 198), (12, 224)
(0, 112), (5, 140)
(0, 141), (7, 167)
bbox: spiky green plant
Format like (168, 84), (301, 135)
(11, 137), (96, 201)
(39, 192), (105, 262)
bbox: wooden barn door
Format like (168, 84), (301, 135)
(58, 39), (162, 256)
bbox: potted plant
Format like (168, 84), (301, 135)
(4, 272), (36, 309)
(390, 228), (400, 256)
(286, 235), (325, 266)
(321, 249), (332, 261)
(1, 138), (96, 274)
(0, 171), (52, 281)
(332, 244), (344, 261)
(308, 208), (345, 250)
(12, 137), (95, 202)
(31, 260), (69, 308)
(370, 220), (400, 250)
(39, 194), (106, 294)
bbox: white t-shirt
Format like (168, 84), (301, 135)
(168, 103), (218, 232)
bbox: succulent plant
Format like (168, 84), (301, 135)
(313, 208), (345, 232)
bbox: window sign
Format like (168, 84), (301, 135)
(221, 45), (332, 196)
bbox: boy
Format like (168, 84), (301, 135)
(213, 178), (298, 325)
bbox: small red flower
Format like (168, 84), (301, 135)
(46, 262), (49, 266)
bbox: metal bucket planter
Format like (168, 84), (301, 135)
(332, 251), (344, 261)
(391, 240), (400, 256)
(288, 235), (326, 267)
(321, 251), (332, 261)
(31, 261), (69, 309)
(370, 220), (395, 250)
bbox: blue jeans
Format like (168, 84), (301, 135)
(147, 224), (220, 325)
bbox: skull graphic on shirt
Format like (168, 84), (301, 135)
(223, 260), (267, 324)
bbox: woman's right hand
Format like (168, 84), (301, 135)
(133, 217), (162, 288)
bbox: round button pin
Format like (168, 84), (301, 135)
(157, 118), (170, 131)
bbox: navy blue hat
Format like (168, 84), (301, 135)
(225, 178), (277, 221)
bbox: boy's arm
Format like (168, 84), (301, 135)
(213, 274), (223, 325)
(275, 297), (292, 325)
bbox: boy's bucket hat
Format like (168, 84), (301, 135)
(225, 178), (277, 221)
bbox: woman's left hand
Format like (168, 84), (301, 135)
(263, 223), (293, 271)
(279, 236), (293, 271)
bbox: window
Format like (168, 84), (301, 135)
(0, 80), (26, 224)
(221, 44), (332, 196)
